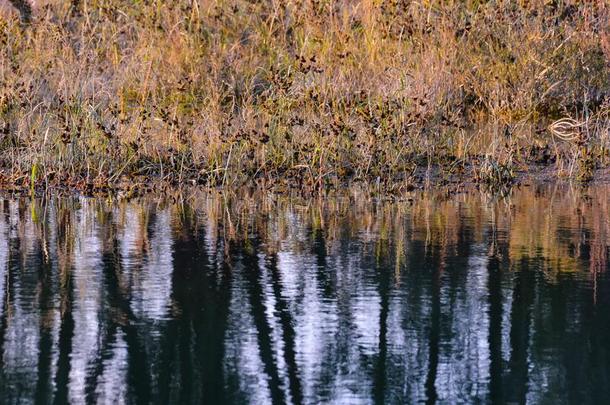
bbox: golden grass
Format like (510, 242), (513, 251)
(0, 0), (609, 191)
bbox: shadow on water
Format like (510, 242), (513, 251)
(0, 184), (610, 403)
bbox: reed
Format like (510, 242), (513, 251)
(0, 0), (609, 192)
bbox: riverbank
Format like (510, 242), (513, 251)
(1, 1), (609, 193)
(2, 162), (610, 201)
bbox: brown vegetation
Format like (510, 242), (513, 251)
(1, 0), (609, 192)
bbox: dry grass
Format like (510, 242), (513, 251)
(0, 0), (609, 192)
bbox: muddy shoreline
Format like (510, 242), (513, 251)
(1, 163), (609, 200)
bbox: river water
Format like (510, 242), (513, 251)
(0, 184), (609, 404)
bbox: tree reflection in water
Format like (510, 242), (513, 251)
(0, 184), (609, 404)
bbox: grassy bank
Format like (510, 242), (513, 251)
(1, 0), (609, 193)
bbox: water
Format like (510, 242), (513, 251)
(0, 184), (609, 404)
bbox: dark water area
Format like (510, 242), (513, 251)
(0, 185), (609, 404)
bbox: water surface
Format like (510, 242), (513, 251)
(0, 185), (609, 404)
